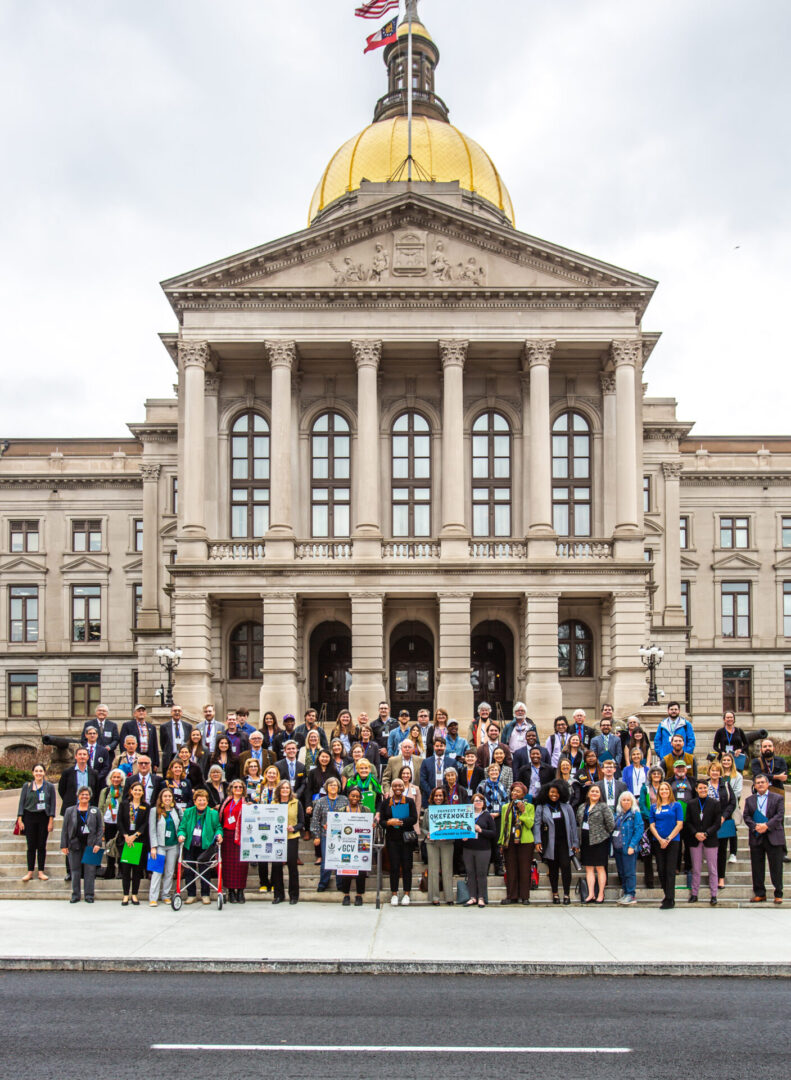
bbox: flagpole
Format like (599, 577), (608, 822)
(407, 0), (413, 182)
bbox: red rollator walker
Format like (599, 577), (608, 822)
(171, 841), (224, 911)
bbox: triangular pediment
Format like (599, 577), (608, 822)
(773, 554), (791, 571)
(643, 518), (664, 536)
(160, 520), (177, 538)
(0, 555), (47, 574)
(60, 555), (108, 573)
(680, 555), (699, 570)
(711, 552), (762, 571)
(123, 557), (143, 574)
(162, 191), (656, 314)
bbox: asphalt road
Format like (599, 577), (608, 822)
(2, 973), (790, 1080)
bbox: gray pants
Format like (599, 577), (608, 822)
(426, 840), (454, 902)
(149, 845), (179, 901)
(68, 848), (97, 901)
(463, 847), (490, 902)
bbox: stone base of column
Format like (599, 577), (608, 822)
(436, 674), (474, 723)
(612, 536), (644, 559)
(524, 673), (562, 729)
(136, 608), (161, 631)
(352, 537), (382, 560)
(613, 523), (642, 539)
(349, 676), (387, 719)
(440, 537), (469, 560)
(663, 604), (687, 627)
(177, 537), (208, 562)
(526, 536), (557, 561)
(264, 536), (295, 561)
(259, 676), (299, 722)
(172, 670), (213, 719)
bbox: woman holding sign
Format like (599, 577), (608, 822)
(498, 781), (535, 905)
(272, 780), (303, 904)
(336, 786), (373, 906)
(463, 792), (497, 907)
(148, 788), (181, 906)
(117, 781), (149, 906)
(422, 788), (455, 905)
(377, 777), (418, 906)
(219, 779), (249, 903)
(310, 777), (349, 891)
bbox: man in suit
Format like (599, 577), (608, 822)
(82, 725), (112, 784)
(476, 722), (513, 770)
(512, 729), (550, 776)
(57, 746), (99, 881)
(595, 759), (627, 811)
(275, 741), (307, 799)
(458, 747), (486, 799)
(80, 703), (119, 753)
(123, 755), (165, 804)
(239, 729), (275, 777)
(119, 705), (160, 771)
(687, 778), (722, 905)
(744, 773), (785, 903)
(662, 733), (697, 779)
(196, 703), (225, 754)
(590, 717), (622, 768)
(159, 704), (193, 771)
(381, 739), (424, 796)
(295, 708), (329, 751)
(272, 714), (303, 759)
(516, 746), (554, 800)
(419, 735), (456, 801)
(568, 708), (595, 749)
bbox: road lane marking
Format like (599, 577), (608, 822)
(152, 1044), (631, 1054)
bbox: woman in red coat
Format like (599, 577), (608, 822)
(219, 778), (249, 904)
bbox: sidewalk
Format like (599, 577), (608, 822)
(2, 900), (790, 975)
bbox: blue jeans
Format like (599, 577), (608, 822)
(614, 848), (637, 897)
(318, 834), (332, 889)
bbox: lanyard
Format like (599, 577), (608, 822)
(698, 798), (706, 817)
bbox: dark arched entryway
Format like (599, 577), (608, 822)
(390, 621), (434, 722)
(471, 620), (514, 720)
(310, 620), (351, 724)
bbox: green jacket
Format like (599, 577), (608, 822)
(177, 805), (223, 849)
(498, 800), (535, 845)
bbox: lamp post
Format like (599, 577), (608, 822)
(155, 646), (182, 707)
(639, 644), (664, 706)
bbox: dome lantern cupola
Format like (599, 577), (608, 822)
(373, 0), (448, 123)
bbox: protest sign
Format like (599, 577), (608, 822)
(427, 803), (476, 840)
(324, 811), (374, 873)
(239, 803), (288, 863)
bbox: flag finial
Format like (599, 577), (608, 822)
(404, 0), (420, 22)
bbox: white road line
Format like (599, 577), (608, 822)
(151, 1044), (632, 1054)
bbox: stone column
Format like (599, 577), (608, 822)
(439, 340), (468, 557)
(265, 340), (296, 559)
(523, 591), (563, 724)
(203, 372), (221, 539)
(609, 590), (650, 715)
(172, 590), (212, 717)
(524, 340), (556, 559)
(612, 340), (641, 537)
(437, 592), (474, 720)
(662, 461), (686, 626)
(260, 593), (299, 718)
(352, 340), (382, 554)
(178, 340), (209, 560)
(348, 593), (387, 717)
(600, 370), (617, 536)
(138, 463), (161, 629)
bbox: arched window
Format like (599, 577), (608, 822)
(552, 411), (591, 536)
(311, 412), (350, 537)
(229, 621), (263, 680)
(558, 620), (593, 678)
(392, 411), (431, 537)
(471, 411), (511, 537)
(230, 412), (269, 538)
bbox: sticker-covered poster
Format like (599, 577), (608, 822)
(427, 804), (476, 840)
(324, 812), (373, 873)
(239, 803), (288, 863)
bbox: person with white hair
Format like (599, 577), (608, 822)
(469, 702), (493, 747)
(612, 790), (645, 905)
(501, 703), (536, 753)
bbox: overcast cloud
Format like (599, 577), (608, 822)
(1, 0), (788, 438)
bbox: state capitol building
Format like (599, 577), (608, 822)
(1, 7), (790, 750)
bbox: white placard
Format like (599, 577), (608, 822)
(324, 811), (373, 873)
(239, 803), (288, 863)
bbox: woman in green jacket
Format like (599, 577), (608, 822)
(176, 789), (223, 904)
(498, 781), (535, 905)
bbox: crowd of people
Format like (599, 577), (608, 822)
(14, 699), (788, 910)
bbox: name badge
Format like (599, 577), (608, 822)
(37, 795), (46, 807)
(582, 822), (590, 831)
(192, 827), (202, 843)
(81, 825), (90, 835)
(612, 829), (621, 838)
(551, 811), (561, 820)
(228, 815), (235, 825)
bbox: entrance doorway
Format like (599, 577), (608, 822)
(310, 621), (351, 724)
(389, 622), (434, 722)
(470, 620), (514, 719)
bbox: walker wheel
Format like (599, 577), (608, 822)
(217, 893), (224, 911)
(171, 894), (183, 911)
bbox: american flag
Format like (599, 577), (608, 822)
(355, 0), (399, 19)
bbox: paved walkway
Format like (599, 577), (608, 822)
(2, 899), (790, 975)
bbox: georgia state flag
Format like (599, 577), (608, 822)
(364, 18), (398, 53)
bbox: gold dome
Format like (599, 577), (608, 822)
(308, 115), (515, 226)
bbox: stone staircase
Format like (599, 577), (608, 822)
(1, 815), (781, 906)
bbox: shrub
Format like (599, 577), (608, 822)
(0, 765), (33, 790)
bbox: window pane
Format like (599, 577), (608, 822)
(334, 436), (349, 458)
(232, 437), (247, 458)
(472, 458), (488, 479)
(253, 459), (269, 480)
(413, 436), (430, 457)
(414, 488), (430, 501)
(573, 414), (588, 431)
(413, 505), (430, 536)
(392, 488), (409, 501)
(392, 505), (409, 536)
(393, 414), (408, 432)
(313, 414), (328, 432)
(493, 458), (510, 478)
(313, 488), (328, 501)
(392, 436), (409, 457)
(233, 415), (248, 433)
(253, 414), (267, 432)
(232, 460), (248, 479)
(493, 436), (509, 457)
(253, 506), (269, 536)
(231, 507), (246, 537)
(558, 644), (570, 677)
(552, 459), (568, 479)
(333, 505), (349, 537)
(334, 458), (349, 479)
(312, 458), (329, 479)
(312, 436), (328, 458)
(574, 504), (591, 536)
(393, 459), (409, 478)
(553, 414), (568, 432)
(253, 436), (268, 458)
(553, 505), (569, 534)
(493, 413), (508, 431)
(494, 505), (511, 536)
(312, 506), (328, 536)
(473, 489), (489, 501)
(413, 414), (428, 432)
(473, 506), (489, 536)
(573, 457), (589, 478)
(472, 436), (488, 457)
(335, 488), (349, 502)
(413, 459), (430, 478)
(472, 415), (487, 432)
(334, 415), (349, 432)
(573, 436), (589, 457)
(553, 436), (567, 456)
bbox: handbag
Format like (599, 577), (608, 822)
(530, 860), (540, 889)
(638, 832), (651, 858)
(13, 820), (21, 836)
(402, 829), (418, 846)
(455, 877), (470, 904)
(575, 877), (589, 903)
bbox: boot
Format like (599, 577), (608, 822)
(227, 889), (237, 903)
(237, 888), (246, 904)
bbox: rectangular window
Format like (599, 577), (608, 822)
(782, 517), (791, 548)
(72, 585), (101, 642)
(680, 581), (690, 624)
(784, 583), (791, 637)
(723, 667), (752, 713)
(643, 476), (651, 513)
(680, 516), (689, 549)
(72, 519), (102, 552)
(721, 582), (750, 638)
(133, 583), (143, 628)
(8, 672), (37, 718)
(71, 671), (100, 717)
(10, 520), (39, 552)
(685, 667), (692, 713)
(171, 476), (178, 514)
(133, 519), (143, 552)
(720, 516), (749, 549)
(9, 585), (38, 642)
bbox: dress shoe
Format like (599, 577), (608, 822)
(552, 895), (560, 905)
(85, 898), (94, 904)
(289, 897), (298, 904)
(355, 896), (363, 906)
(500, 898), (517, 905)
(237, 890), (246, 904)
(659, 899), (675, 909)
(750, 895), (766, 903)
(272, 897), (284, 905)
(688, 894), (698, 903)
(520, 898), (530, 905)
(69, 897), (80, 904)
(121, 898), (129, 906)
(227, 890), (237, 903)
(342, 895), (351, 906)
(774, 897), (783, 905)
(710, 897), (717, 906)
(131, 897), (140, 906)
(563, 896), (571, 905)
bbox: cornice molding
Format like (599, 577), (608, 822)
(0, 476), (142, 489)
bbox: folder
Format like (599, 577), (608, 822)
(753, 808), (768, 824)
(147, 852), (166, 873)
(81, 847), (104, 866)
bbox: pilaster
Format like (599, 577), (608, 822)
(259, 593), (299, 718)
(352, 339), (383, 554)
(265, 340), (296, 560)
(523, 590), (562, 725)
(439, 340), (469, 557)
(178, 339), (210, 561)
(437, 592), (474, 720)
(524, 340), (556, 560)
(348, 593), (387, 716)
(661, 461), (686, 626)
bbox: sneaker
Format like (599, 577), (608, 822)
(185, 897), (196, 905)
(728, 854), (737, 864)
(390, 895), (399, 906)
(258, 886), (268, 893)
(616, 895), (631, 906)
(149, 901), (158, 907)
(162, 897), (171, 904)
(342, 896), (351, 906)
(354, 896), (363, 906)
(688, 894), (698, 903)
(401, 894), (410, 906)
(625, 896), (637, 905)
(201, 896), (211, 905)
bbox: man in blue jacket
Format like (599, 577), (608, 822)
(653, 701), (696, 760)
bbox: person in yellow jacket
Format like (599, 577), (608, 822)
(177, 789), (223, 904)
(498, 781), (535, 905)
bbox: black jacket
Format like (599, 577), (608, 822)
(81, 718), (120, 752)
(464, 810), (497, 851)
(272, 729), (305, 759)
(60, 804), (103, 851)
(304, 764), (342, 807)
(58, 766), (100, 812)
(458, 764), (487, 799)
(118, 720), (160, 770)
(276, 759), (307, 798)
(379, 796), (417, 841)
(159, 720), (194, 770)
(117, 801), (151, 846)
(713, 726), (749, 755)
(517, 763), (555, 792)
(83, 743), (112, 784)
(123, 772), (165, 804)
(686, 796), (722, 848)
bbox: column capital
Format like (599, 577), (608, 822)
(204, 372), (222, 395)
(611, 339), (642, 368)
(178, 340), (210, 371)
(661, 461), (683, 479)
(439, 339), (468, 369)
(140, 463), (161, 482)
(523, 339), (556, 369)
(351, 339), (382, 370)
(265, 339), (297, 370)
(599, 370), (616, 395)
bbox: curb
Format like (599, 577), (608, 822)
(3, 957), (791, 977)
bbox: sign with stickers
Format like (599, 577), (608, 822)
(324, 812), (373, 874)
(239, 803), (288, 863)
(427, 804), (476, 840)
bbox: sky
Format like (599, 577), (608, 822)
(1, 0), (789, 438)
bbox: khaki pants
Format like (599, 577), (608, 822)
(426, 840), (454, 902)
